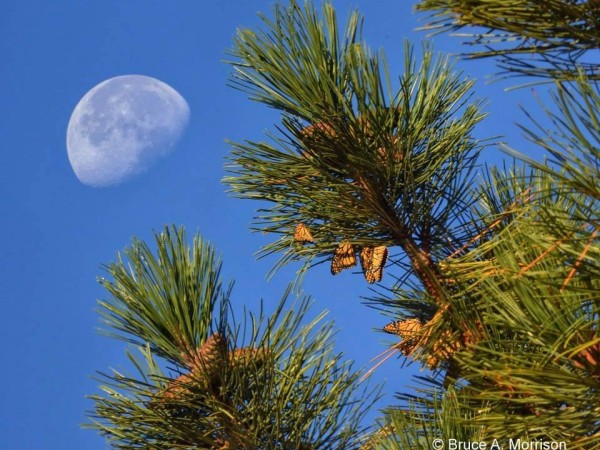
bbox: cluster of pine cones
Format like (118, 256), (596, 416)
(294, 223), (388, 283)
(153, 333), (267, 404)
(298, 113), (404, 164)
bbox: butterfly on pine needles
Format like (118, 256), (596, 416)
(361, 318), (424, 381)
(359, 246), (388, 283)
(331, 242), (357, 275)
(383, 318), (422, 338)
(383, 317), (465, 369)
(293, 223), (315, 243)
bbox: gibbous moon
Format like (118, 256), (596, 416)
(66, 75), (190, 187)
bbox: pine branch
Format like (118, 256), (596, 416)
(226, 0), (360, 121)
(428, 167), (600, 442)
(88, 226), (379, 449)
(505, 77), (600, 211)
(96, 225), (229, 366)
(224, 0), (487, 307)
(414, 0), (600, 81)
(359, 389), (489, 450)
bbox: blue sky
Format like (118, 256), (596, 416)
(1, 1), (547, 449)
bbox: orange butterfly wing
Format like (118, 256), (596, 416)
(293, 223), (314, 243)
(331, 242), (357, 275)
(360, 246), (388, 283)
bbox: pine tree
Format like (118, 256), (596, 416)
(87, 1), (599, 448)
(223, 0), (599, 448)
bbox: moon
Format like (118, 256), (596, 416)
(66, 75), (190, 187)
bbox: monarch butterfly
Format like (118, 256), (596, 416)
(383, 318), (422, 337)
(362, 317), (424, 382)
(331, 242), (357, 275)
(382, 318), (423, 358)
(293, 223), (314, 243)
(359, 246), (388, 283)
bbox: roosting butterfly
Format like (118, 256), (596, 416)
(359, 246), (388, 283)
(361, 318), (424, 381)
(293, 223), (314, 243)
(331, 242), (357, 275)
(383, 318), (422, 339)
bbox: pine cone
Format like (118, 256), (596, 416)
(187, 333), (228, 386)
(427, 328), (463, 369)
(153, 333), (228, 406)
(186, 333), (227, 370)
(299, 121), (336, 142)
(155, 372), (195, 402)
(229, 346), (268, 369)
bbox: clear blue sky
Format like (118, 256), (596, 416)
(1, 1), (545, 448)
